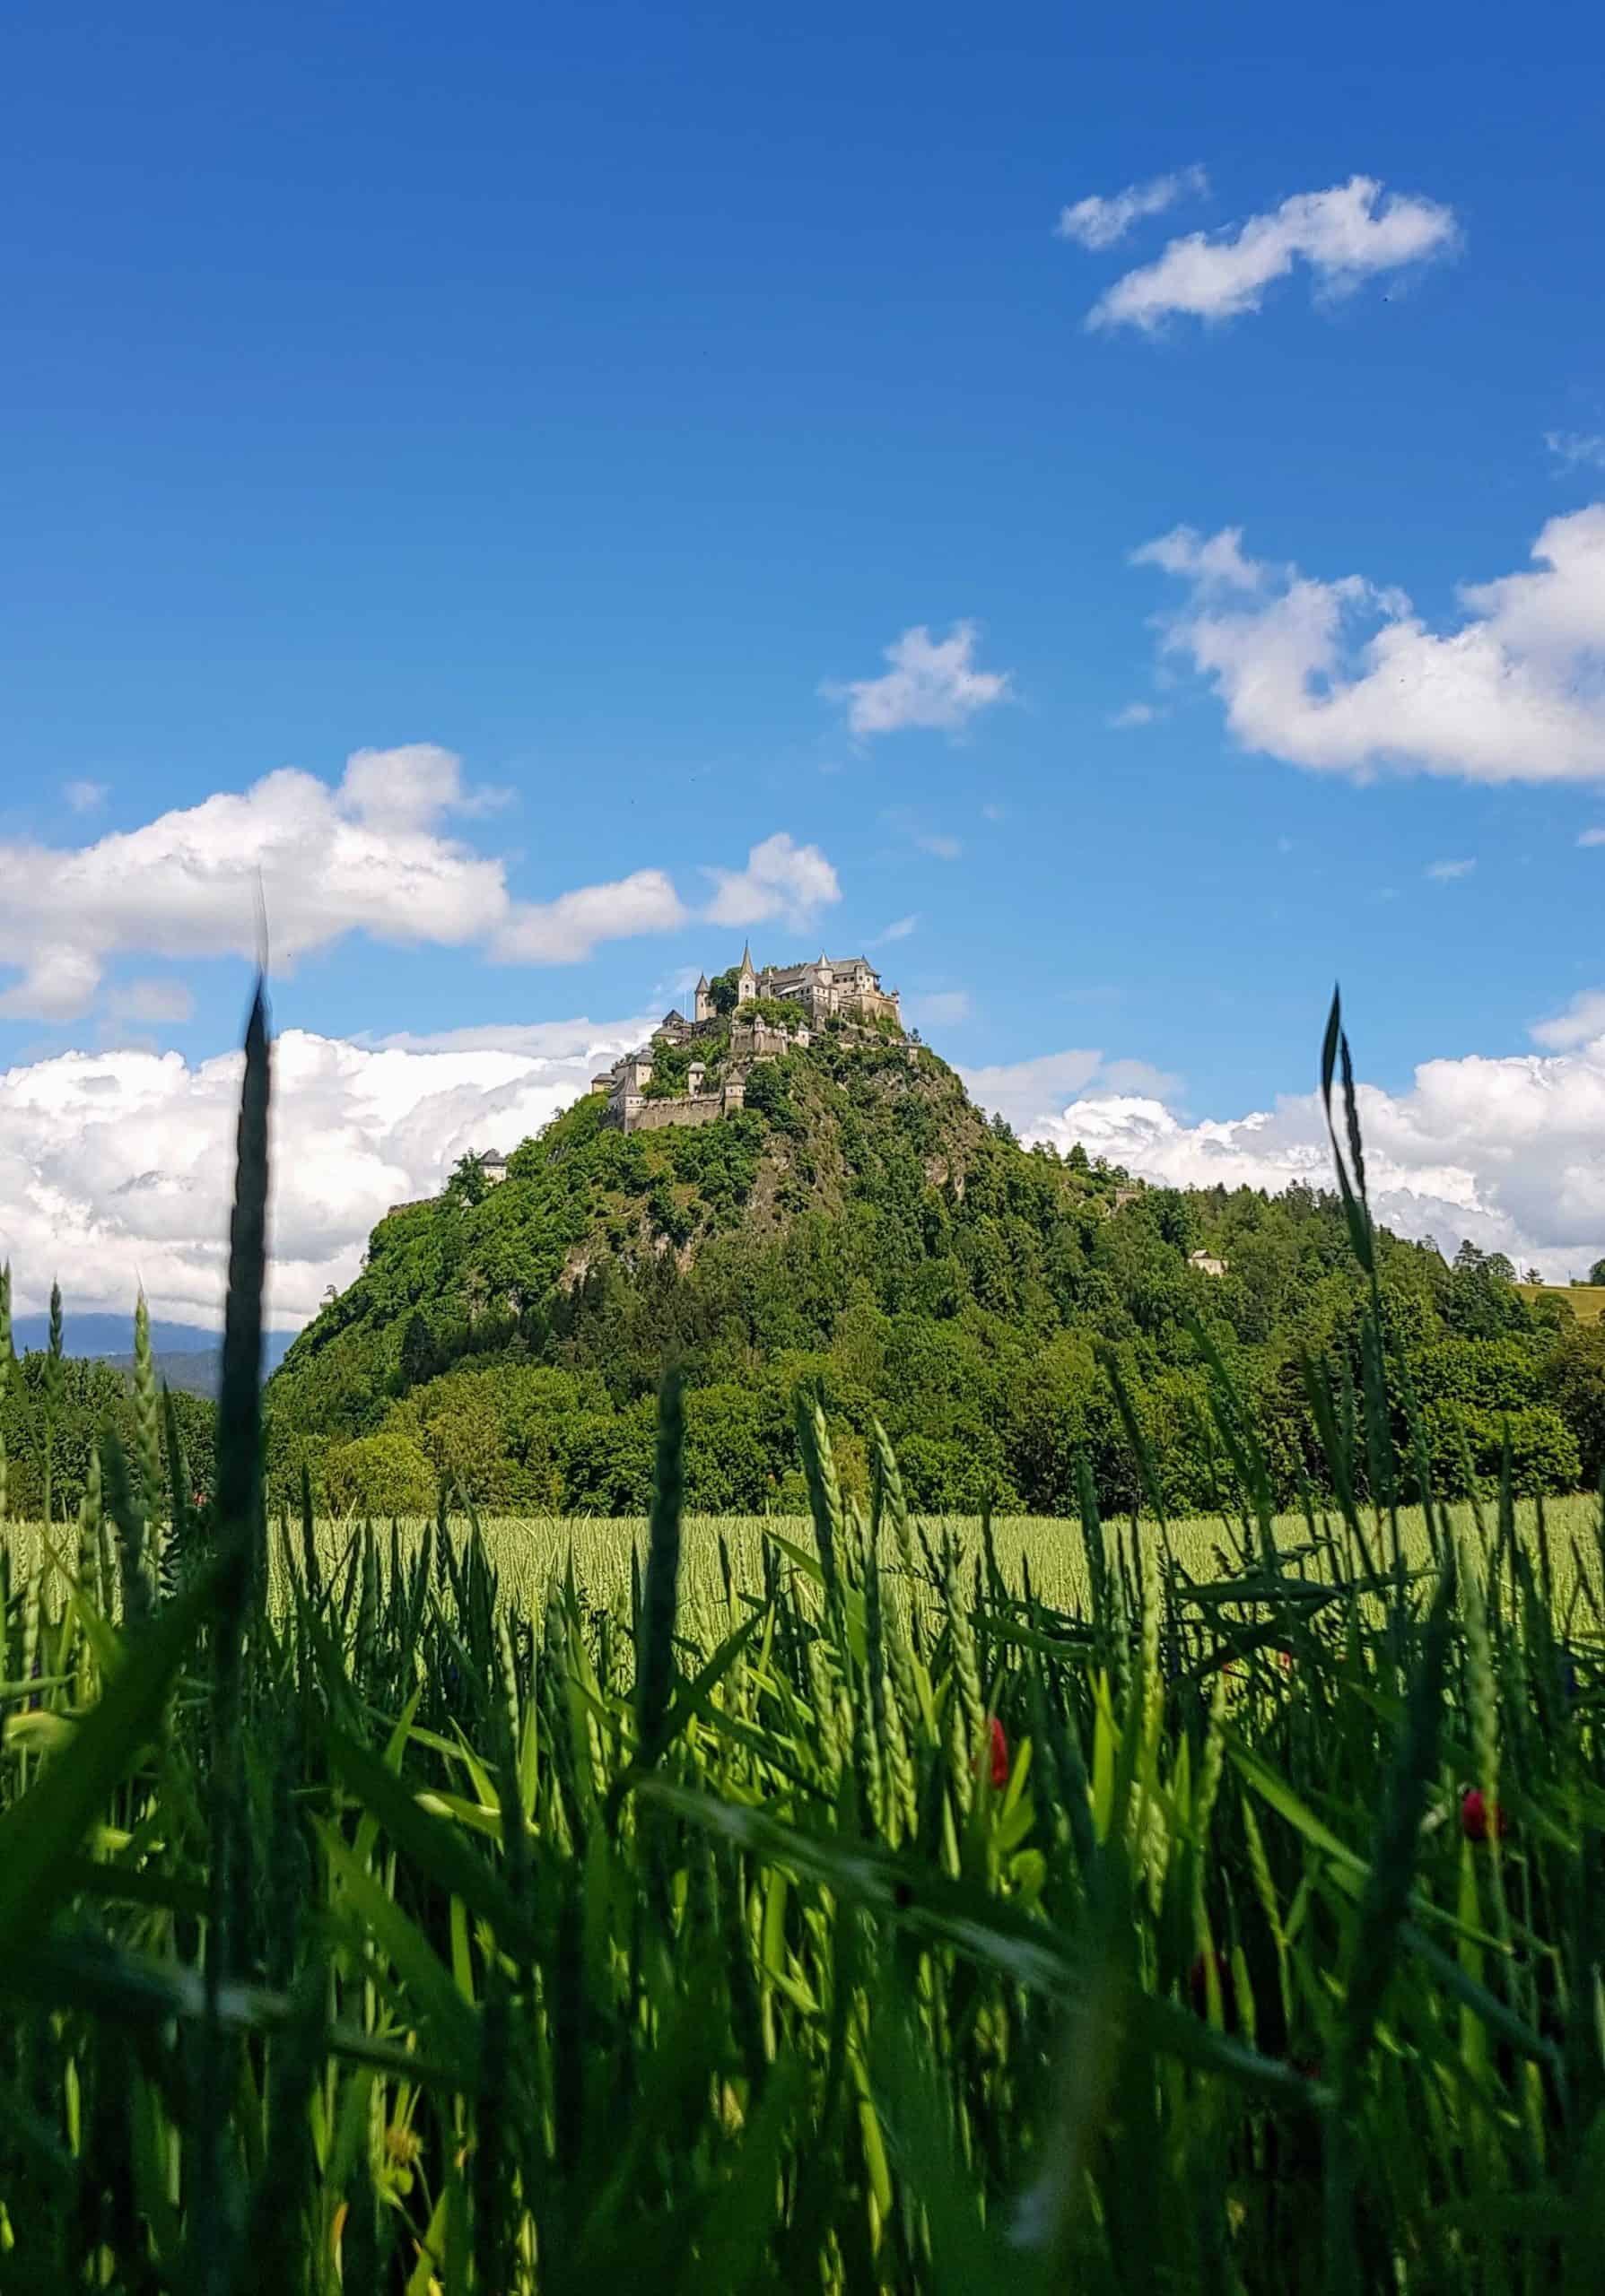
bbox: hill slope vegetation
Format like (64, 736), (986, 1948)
(265, 1029), (1605, 1515)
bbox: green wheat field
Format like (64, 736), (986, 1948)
(10, 1496), (1602, 1619)
(0, 988), (1601, 2292)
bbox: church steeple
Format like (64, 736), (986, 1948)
(737, 942), (757, 1004)
(739, 941), (755, 976)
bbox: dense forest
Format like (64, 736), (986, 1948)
(249, 1027), (1605, 1518)
(7, 1025), (1603, 1522)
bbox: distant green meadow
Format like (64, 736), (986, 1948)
(9, 1494), (1598, 1620)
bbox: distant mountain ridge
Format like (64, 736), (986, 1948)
(12, 1312), (297, 1399)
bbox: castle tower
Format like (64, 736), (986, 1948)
(737, 942), (757, 1004)
(693, 970), (711, 1023)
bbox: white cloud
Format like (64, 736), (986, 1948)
(1426, 857), (1476, 882)
(830, 622), (1011, 738)
(0, 745), (821, 1018)
(493, 870), (687, 961)
(963, 1050), (1181, 1135)
(65, 779), (108, 813)
(13, 994), (1601, 1330)
(1018, 1001), (1605, 1280)
(702, 832), (842, 927)
(1089, 174), (1456, 332)
(875, 914), (920, 944)
(1056, 164), (1208, 251)
(1132, 525), (1263, 589)
(1108, 701), (1161, 728)
(1132, 504), (1605, 784)
(1529, 988), (1605, 1050)
(1579, 827), (1605, 847)
(1547, 431), (1605, 474)
(0, 1014), (654, 1328)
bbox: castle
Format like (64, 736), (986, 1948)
(589, 944), (901, 1134)
(693, 945), (901, 1030)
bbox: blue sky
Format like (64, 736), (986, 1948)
(4, 1), (1604, 1324)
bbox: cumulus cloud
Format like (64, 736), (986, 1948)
(1131, 505), (1605, 783)
(65, 779), (108, 813)
(1579, 827), (1605, 847)
(1529, 988), (1605, 1050)
(702, 832), (842, 927)
(0, 744), (833, 1018)
(1011, 1004), (1605, 1280)
(13, 991), (1603, 1329)
(1426, 858), (1476, 882)
(0, 1013), (657, 1327)
(1089, 175), (1456, 332)
(1056, 164), (1208, 250)
(1108, 701), (1161, 728)
(963, 1049), (1181, 1135)
(494, 871), (687, 961)
(829, 622), (1011, 738)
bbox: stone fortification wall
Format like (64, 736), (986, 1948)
(731, 1018), (807, 1060)
(628, 1092), (723, 1133)
(623, 1084), (745, 1135)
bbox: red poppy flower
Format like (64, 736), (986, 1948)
(1275, 1648), (1294, 1672)
(987, 1715), (1009, 1791)
(1461, 1788), (1510, 1842)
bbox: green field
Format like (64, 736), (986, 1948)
(3, 999), (1603, 2288)
(10, 1493), (1604, 1620)
(1517, 1281), (1605, 1323)
(2, 1457), (1602, 2289)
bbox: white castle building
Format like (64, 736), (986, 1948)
(589, 944), (902, 1134)
(693, 944), (900, 1029)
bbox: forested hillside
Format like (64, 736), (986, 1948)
(255, 1026), (1605, 1517)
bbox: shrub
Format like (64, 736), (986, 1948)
(324, 1431), (435, 1516)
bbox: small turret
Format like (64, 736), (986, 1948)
(737, 943), (757, 1003)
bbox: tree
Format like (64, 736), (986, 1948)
(399, 1311), (439, 1391)
(1588, 1258), (1605, 1287)
(1544, 1321), (1605, 1487)
(707, 967), (741, 1017)
(324, 1432), (435, 1518)
(419, 1382), (504, 1501)
(446, 1153), (490, 1206)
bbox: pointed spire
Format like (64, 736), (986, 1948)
(739, 941), (755, 975)
(695, 971), (709, 991)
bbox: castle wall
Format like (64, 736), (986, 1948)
(731, 1018), (808, 1059)
(624, 1091), (730, 1134)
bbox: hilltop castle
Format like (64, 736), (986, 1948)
(589, 944), (901, 1134)
(693, 945), (901, 1030)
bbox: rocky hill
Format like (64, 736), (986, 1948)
(264, 1027), (1596, 1516)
